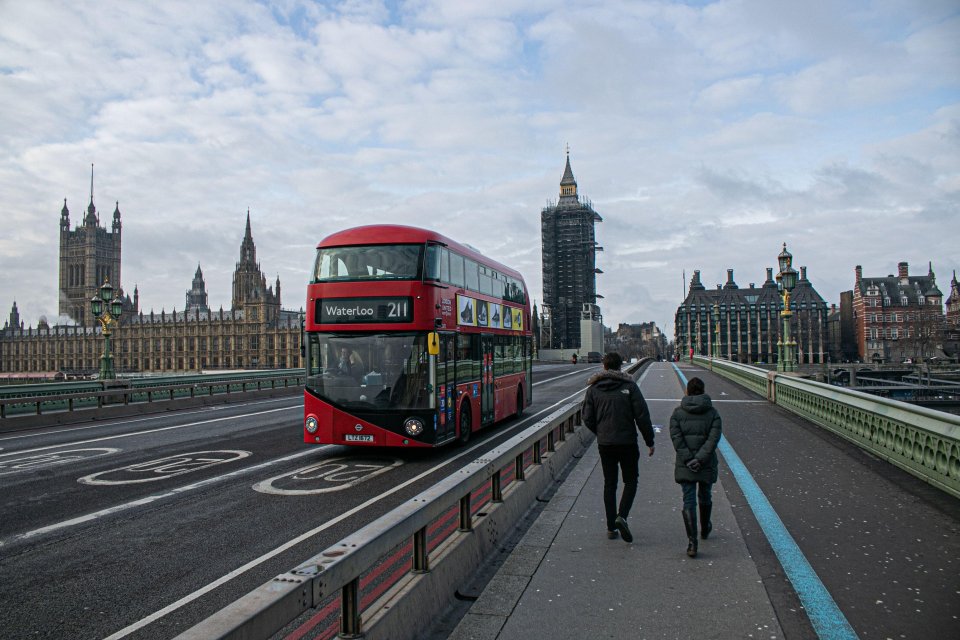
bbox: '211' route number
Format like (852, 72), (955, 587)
(387, 301), (408, 318)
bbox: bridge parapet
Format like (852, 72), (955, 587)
(0, 369), (306, 429)
(176, 358), (650, 640)
(693, 356), (960, 498)
(176, 402), (588, 640)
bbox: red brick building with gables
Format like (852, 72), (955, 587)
(852, 261), (946, 363)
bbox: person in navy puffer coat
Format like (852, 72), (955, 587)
(669, 376), (722, 558)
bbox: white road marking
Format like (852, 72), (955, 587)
(643, 398), (765, 403)
(0, 448), (321, 548)
(79, 450), (252, 486)
(0, 406), (297, 459)
(253, 457), (402, 495)
(0, 448), (121, 477)
(103, 384), (593, 639)
(0, 396), (301, 444)
(532, 368), (592, 386)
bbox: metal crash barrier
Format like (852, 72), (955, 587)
(693, 356), (960, 499)
(176, 403), (588, 640)
(0, 369), (306, 430)
(177, 359), (649, 640)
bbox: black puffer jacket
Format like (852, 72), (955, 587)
(669, 394), (722, 483)
(582, 370), (654, 447)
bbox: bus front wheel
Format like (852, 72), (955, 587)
(458, 402), (472, 445)
(516, 388), (524, 419)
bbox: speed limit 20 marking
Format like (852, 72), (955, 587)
(78, 450), (252, 485)
(253, 456), (402, 495)
(0, 448), (121, 477)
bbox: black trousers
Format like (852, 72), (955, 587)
(598, 443), (640, 530)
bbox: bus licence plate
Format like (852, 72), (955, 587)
(345, 434), (374, 443)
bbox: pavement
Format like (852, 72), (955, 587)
(448, 362), (785, 640)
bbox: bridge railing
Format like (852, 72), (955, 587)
(692, 356), (960, 499)
(174, 358), (649, 640)
(692, 357), (769, 396)
(0, 370), (305, 428)
(176, 402), (589, 640)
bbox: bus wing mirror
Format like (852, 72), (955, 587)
(427, 332), (440, 356)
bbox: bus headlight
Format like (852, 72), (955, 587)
(403, 418), (424, 437)
(305, 416), (319, 433)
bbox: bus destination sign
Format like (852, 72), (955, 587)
(317, 297), (413, 324)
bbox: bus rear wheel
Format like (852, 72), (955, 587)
(516, 388), (524, 418)
(458, 402), (472, 445)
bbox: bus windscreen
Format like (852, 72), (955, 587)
(305, 332), (430, 410)
(313, 244), (423, 282)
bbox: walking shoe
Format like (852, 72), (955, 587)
(607, 529), (619, 539)
(613, 516), (633, 543)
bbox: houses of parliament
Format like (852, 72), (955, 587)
(0, 175), (303, 377)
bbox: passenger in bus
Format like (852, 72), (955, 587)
(337, 348), (363, 380)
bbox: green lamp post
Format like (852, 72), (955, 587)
(91, 279), (123, 379)
(694, 315), (701, 360)
(712, 302), (721, 359)
(776, 244), (798, 373)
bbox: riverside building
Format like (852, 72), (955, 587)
(674, 267), (829, 365)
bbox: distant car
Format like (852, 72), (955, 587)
(586, 351), (603, 363)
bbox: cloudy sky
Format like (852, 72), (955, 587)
(2, 0), (958, 340)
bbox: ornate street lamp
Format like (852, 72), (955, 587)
(776, 244), (798, 372)
(91, 279), (123, 379)
(712, 302), (721, 359)
(694, 316), (701, 360)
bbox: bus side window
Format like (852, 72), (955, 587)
(456, 333), (480, 385)
(478, 267), (492, 295)
(440, 248), (450, 283)
(493, 273), (504, 299)
(465, 258), (479, 292)
(307, 335), (322, 375)
(450, 252), (465, 288)
(512, 336), (521, 373)
(425, 244), (441, 281)
(494, 336), (505, 376)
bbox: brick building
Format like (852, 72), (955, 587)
(610, 322), (667, 360)
(851, 262), (946, 363)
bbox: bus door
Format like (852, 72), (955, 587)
(435, 333), (456, 443)
(481, 335), (495, 425)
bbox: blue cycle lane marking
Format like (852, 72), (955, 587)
(670, 363), (859, 640)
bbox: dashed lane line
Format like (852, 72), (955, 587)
(0, 447), (322, 548)
(0, 395), (300, 444)
(0, 405), (298, 459)
(102, 384), (594, 640)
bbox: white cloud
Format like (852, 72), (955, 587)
(0, 0), (958, 342)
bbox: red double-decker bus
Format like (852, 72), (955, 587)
(303, 225), (533, 448)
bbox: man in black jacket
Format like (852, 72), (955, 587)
(582, 352), (655, 542)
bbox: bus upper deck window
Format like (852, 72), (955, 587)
(425, 244), (441, 281)
(450, 252), (465, 288)
(465, 258), (479, 292)
(478, 267), (492, 295)
(440, 248), (450, 283)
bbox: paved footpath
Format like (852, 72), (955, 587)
(449, 362), (784, 640)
